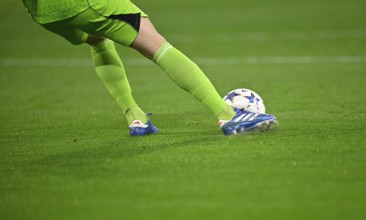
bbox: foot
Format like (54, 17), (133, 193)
(219, 110), (277, 135)
(129, 120), (158, 136)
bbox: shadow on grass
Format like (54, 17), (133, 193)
(24, 129), (224, 171)
(22, 112), (279, 174)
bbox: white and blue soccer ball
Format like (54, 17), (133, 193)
(223, 88), (266, 114)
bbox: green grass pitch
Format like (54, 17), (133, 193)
(1, 0), (366, 219)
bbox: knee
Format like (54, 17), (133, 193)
(67, 39), (85, 45)
(64, 33), (89, 45)
(86, 36), (106, 45)
(131, 33), (166, 59)
(130, 18), (167, 59)
(65, 35), (104, 45)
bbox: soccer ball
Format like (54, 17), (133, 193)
(223, 88), (266, 113)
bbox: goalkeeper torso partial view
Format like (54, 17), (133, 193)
(22, 0), (120, 24)
(22, 0), (91, 24)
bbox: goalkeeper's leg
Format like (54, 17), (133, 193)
(130, 18), (236, 121)
(87, 36), (148, 126)
(41, 21), (150, 128)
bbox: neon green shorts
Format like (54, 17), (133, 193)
(41, 0), (147, 46)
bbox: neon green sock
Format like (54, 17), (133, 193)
(153, 43), (235, 120)
(91, 40), (147, 124)
(125, 106), (148, 125)
(217, 104), (236, 121)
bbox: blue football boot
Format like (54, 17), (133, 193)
(219, 110), (277, 135)
(129, 119), (158, 136)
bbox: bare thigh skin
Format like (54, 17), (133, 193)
(130, 18), (167, 59)
(86, 18), (166, 60)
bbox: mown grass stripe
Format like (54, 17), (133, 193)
(1, 56), (366, 67)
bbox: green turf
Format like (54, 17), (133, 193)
(1, 0), (366, 220)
